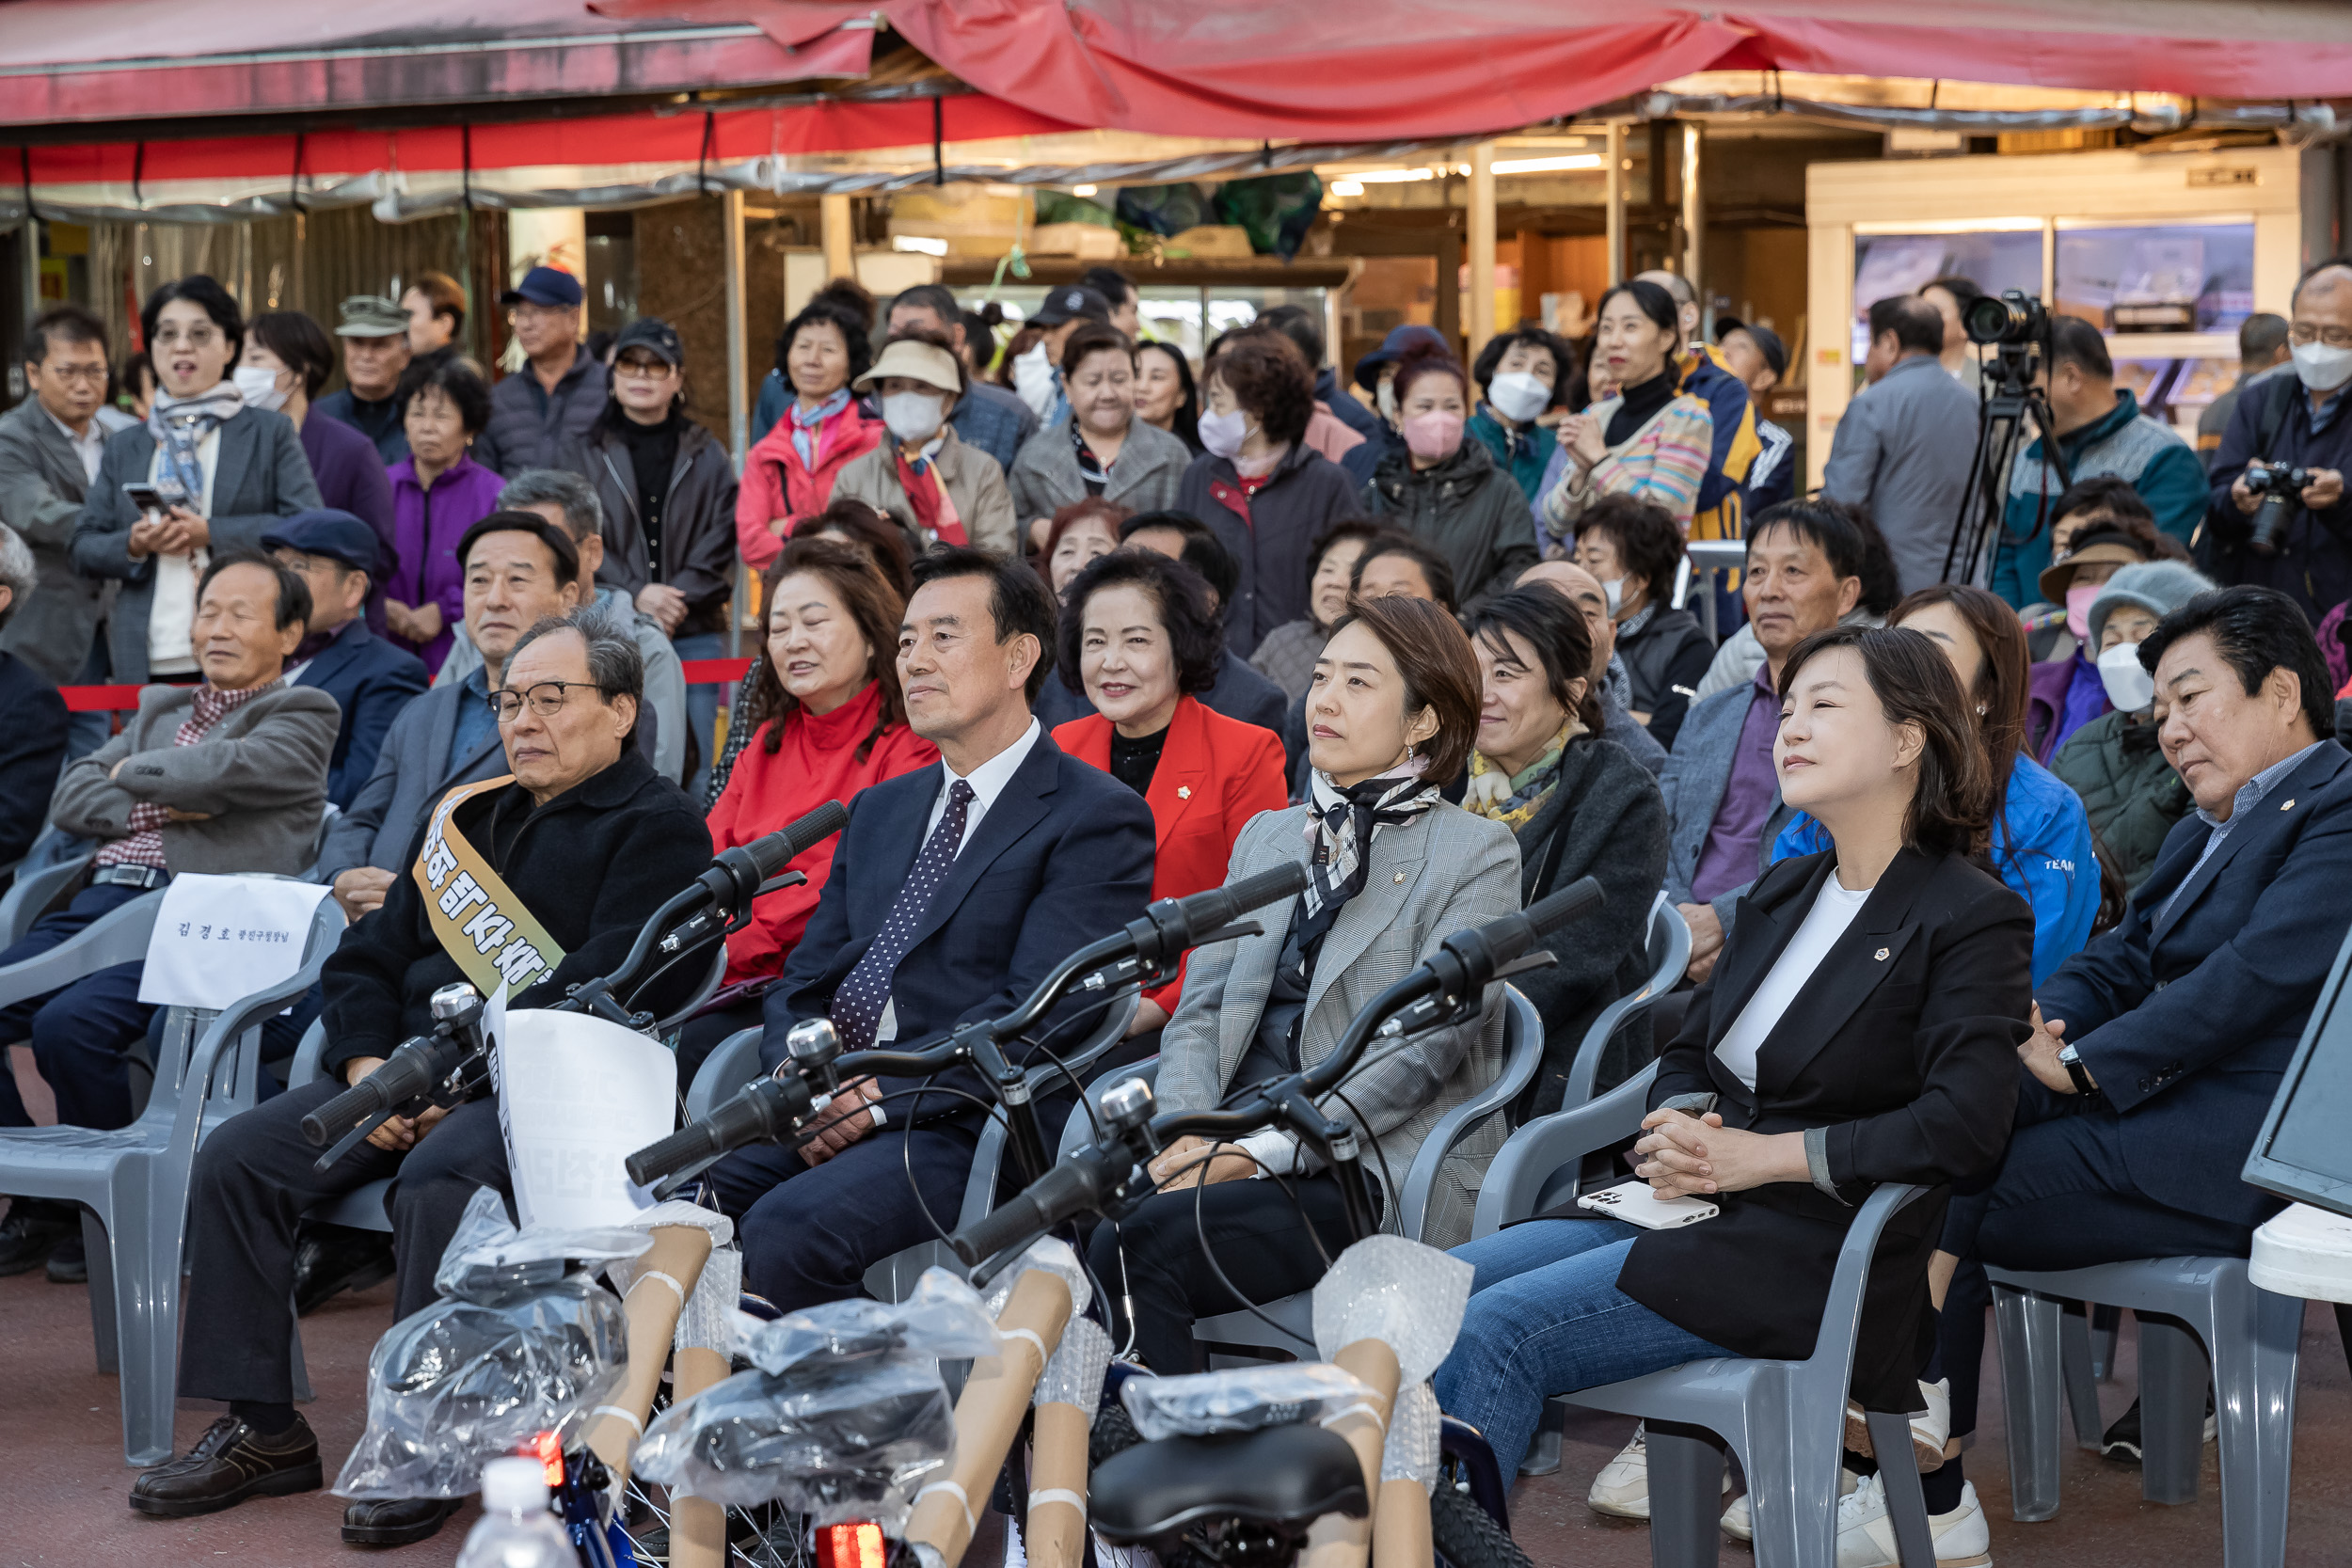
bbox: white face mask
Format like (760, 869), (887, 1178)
(1011, 341), (1057, 417)
(1598, 576), (1625, 613)
(2097, 641), (2156, 713)
(1487, 371), (1550, 425)
(2293, 340), (2352, 393)
(1199, 405), (1251, 461)
(882, 390), (945, 446)
(1375, 380), (1400, 425)
(232, 363), (291, 413)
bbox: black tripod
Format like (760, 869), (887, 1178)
(1943, 341), (2071, 587)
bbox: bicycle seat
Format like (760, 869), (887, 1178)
(1089, 1422), (1370, 1542)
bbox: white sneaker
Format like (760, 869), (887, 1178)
(1847, 1379), (1953, 1472)
(1587, 1422), (1730, 1521)
(1722, 1467), (1856, 1542)
(1834, 1472), (1992, 1567)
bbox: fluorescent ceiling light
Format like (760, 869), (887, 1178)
(1351, 166), (1435, 183)
(891, 234), (947, 256)
(1327, 179), (1364, 197)
(1072, 183), (1098, 197)
(1492, 154), (1604, 174)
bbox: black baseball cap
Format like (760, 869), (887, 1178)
(1715, 316), (1788, 380)
(612, 317), (684, 367)
(1030, 285), (1111, 328)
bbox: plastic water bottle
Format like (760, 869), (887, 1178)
(454, 1456), (573, 1568)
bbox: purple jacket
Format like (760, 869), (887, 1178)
(387, 452), (502, 674)
(300, 409), (398, 637)
(2028, 653), (2108, 765)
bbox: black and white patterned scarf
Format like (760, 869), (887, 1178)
(1071, 419), (1111, 495)
(1295, 763), (1439, 961)
(145, 382), (243, 506)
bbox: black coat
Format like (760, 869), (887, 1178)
(1613, 606), (1715, 752)
(1360, 438), (1539, 609)
(320, 750), (711, 1075)
(1179, 443), (1364, 657)
(0, 651), (68, 865)
(1509, 736), (1670, 1117)
(1615, 847), (2033, 1411)
(559, 418), (741, 638)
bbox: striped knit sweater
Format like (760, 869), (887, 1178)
(1540, 390), (1714, 546)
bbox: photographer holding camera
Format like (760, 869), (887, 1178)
(2203, 258), (2352, 623)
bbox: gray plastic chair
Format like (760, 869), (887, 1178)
(0, 845), (91, 945)
(1986, 1256), (2300, 1567)
(679, 989), (1142, 1303)
(1190, 985), (1545, 1359)
(1560, 894), (1691, 1112)
(0, 893), (346, 1465)
(284, 1020), (395, 1235)
(1472, 1067), (1939, 1568)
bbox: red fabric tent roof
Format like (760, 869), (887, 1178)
(612, 0), (2352, 143)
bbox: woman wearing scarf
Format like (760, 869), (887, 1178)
(1464, 589), (1668, 1117)
(1008, 322), (1190, 531)
(830, 331), (1016, 556)
(735, 296), (883, 573)
(1086, 594), (1520, 1371)
(1537, 279), (1715, 553)
(72, 275), (320, 685)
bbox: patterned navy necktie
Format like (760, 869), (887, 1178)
(831, 778), (976, 1054)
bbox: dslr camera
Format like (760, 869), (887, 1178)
(2242, 462), (2313, 557)
(1964, 290), (2051, 348)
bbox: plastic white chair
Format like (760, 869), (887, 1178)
(0, 893), (346, 1465)
(1987, 1256), (2300, 1567)
(1474, 1066), (1941, 1568)
(1189, 984), (1546, 1359)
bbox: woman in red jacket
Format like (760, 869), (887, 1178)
(1051, 548), (1289, 1037)
(686, 536), (939, 1075)
(735, 297), (885, 573)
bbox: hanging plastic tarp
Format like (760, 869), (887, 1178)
(1116, 183), (1220, 239)
(1214, 172), (1326, 262)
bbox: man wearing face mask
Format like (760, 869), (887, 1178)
(1009, 286), (1112, 428)
(832, 332), (1017, 556)
(2203, 257), (2352, 622)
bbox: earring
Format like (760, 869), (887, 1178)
(1976, 702), (1987, 716)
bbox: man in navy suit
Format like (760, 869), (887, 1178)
(1938, 584), (2352, 1465)
(707, 546), (1157, 1310)
(263, 511), (428, 811)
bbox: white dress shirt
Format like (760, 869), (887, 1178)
(47, 408), (104, 484)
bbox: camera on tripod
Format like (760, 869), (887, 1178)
(2243, 463), (2313, 557)
(1963, 290), (2051, 348)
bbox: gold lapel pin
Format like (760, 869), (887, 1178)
(1393, 871), (1406, 883)
(2281, 799), (2296, 811)
(1177, 785), (1192, 800)
(1874, 947), (1890, 961)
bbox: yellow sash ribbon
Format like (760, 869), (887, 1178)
(411, 774), (569, 997)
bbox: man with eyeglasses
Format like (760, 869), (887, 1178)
(478, 265), (607, 478)
(141, 599), (710, 1546)
(2203, 257), (2352, 622)
(0, 306), (116, 705)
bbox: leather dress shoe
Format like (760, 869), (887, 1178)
(342, 1495), (461, 1546)
(129, 1414), (322, 1517)
(0, 1202), (76, 1276)
(45, 1231), (87, 1284)
(293, 1222), (397, 1316)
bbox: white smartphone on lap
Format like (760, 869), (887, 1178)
(1576, 1179), (1720, 1229)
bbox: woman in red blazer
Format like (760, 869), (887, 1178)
(1051, 549), (1290, 1033)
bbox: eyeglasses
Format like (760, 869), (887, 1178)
(612, 356), (675, 379)
(151, 325), (221, 350)
(488, 680), (603, 721)
(40, 365), (107, 385)
(2289, 324), (2352, 348)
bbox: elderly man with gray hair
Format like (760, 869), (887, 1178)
(431, 468), (691, 784)
(139, 602), (712, 1546)
(0, 522), (69, 863)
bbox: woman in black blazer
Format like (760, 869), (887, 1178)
(1435, 625), (2032, 1554)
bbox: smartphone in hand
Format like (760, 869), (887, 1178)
(121, 482), (168, 515)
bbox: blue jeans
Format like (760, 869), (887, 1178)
(674, 631), (726, 805)
(1435, 1218), (1734, 1476)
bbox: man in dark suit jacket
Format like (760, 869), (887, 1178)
(705, 547), (1156, 1311)
(0, 306), (115, 692)
(0, 525), (70, 864)
(262, 511), (427, 811)
(1938, 585), (2352, 1459)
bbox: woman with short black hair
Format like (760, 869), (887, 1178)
(1052, 548), (1288, 1036)
(1464, 588), (1668, 1112)
(1470, 325), (1577, 506)
(1089, 593), (1520, 1370)
(737, 297), (883, 573)
(1009, 324), (1188, 527)
(1573, 492), (1714, 748)
(386, 356), (501, 673)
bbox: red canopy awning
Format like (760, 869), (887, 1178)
(633, 0), (2352, 142)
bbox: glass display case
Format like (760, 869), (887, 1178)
(1850, 228), (2042, 365)
(2056, 220), (2254, 335)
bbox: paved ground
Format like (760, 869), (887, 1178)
(6, 1255), (2348, 1567)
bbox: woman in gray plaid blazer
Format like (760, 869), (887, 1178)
(1087, 594), (1521, 1372)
